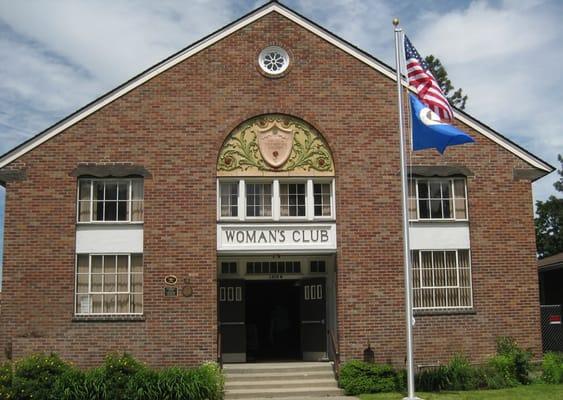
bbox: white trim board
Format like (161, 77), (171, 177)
(0, 1), (554, 174)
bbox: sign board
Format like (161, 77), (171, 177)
(217, 223), (336, 253)
(549, 315), (561, 325)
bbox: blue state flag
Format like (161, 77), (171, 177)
(409, 94), (474, 154)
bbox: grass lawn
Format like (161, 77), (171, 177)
(358, 383), (563, 400)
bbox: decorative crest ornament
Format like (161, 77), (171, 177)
(256, 120), (294, 168)
(217, 115), (334, 176)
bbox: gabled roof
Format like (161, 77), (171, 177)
(538, 252), (563, 271)
(0, 1), (555, 175)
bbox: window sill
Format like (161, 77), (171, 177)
(414, 309), (476, 316)
(76, 222), (144, 226)
(72, 315), (145, 322)
(409, 219), (469, 224)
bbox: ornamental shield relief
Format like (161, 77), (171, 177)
(256, 121), (294, 168)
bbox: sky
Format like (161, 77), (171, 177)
(0, 0), (562, 280)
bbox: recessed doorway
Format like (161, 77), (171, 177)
(246, 280), (300, 361)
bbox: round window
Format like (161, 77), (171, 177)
(258, 46), (290, 76)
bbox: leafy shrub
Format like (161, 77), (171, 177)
(0, 362), (13, 399)
(339, 360), (399, 395)
(415, 365), (449, 392)
(495, 336), (532, 384)
(99, 353), (145, 399)
(484, 354), (519, 389)
(542, 352), (563, 384)
(11, 353), (71, 400)
(446, 354), (484, 390)
(125, 363), (223, 400)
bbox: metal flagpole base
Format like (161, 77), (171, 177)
(403, 397), (423, 400)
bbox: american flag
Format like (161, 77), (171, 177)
(404, 35), (454, 122)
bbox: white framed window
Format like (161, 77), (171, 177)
(412, 249), (472, 310)
(409, 178), (467, 221)
(78, 179), (143, 223)
(219, 182), (239, 217)
(217, 178), (334, 221)
(246, 182), (273, 217)
(280, 182), (306, 217)
(75, 253), (143, 315)
(313, 183), (332, 217)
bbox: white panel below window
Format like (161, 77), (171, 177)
(76, 225), (143, 253)
(409, 222), (470, 250)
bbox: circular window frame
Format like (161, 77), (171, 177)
(258, 46), (290, 77)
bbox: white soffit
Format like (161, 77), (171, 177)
(0, 2), (554, 173)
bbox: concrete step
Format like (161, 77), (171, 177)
(224, 386), (345, 399)
(223, 362), (344, 399)
(224, 362), (333, 374)
(226, 370), (335, 382)
(225, 378), (338, 390)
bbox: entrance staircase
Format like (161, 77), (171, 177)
(223, 362), (345, 399)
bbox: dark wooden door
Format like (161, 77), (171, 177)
(219, 279), (246, 363)
(300, 277), (327, 361)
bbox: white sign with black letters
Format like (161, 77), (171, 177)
(217, 223), (336, 253)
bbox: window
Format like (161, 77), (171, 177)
(246, 183), (272, 217)
(313, 183), (332, 217)
(78, 179), (143, 222)
(412, 249), (472, 310)
(221, 262), (237, 274)
(75, 254), (143, 315)
(219, 182), (238, 217)
(247, 261), (301, 274)
(280, 183), (306, 217)
(409, 178), (467, 220)
(310, 260), (326, 273)
(217, 178), (335, 221)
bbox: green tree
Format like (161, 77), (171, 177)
(535, 154), (563, 259)
(425, 55), (468, 110)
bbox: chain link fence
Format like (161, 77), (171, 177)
(541, 305), (563, 352)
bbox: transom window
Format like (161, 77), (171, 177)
(218, 179), (334, 221)
(78, 179), (143, 222)
(247, 261), (301, 274)
(412, 249), (472, 310)
(280, 183), (306, 217)
(220, 182), (238, 217)
(246, 183), (272, 217)
(314, 183), (332, 217)
(75, 254), (143, 315)
(409, 178), (467, 220)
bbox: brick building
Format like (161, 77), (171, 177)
(0, 2), (554, 368)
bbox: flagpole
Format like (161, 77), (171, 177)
(393, 18), (420, 400)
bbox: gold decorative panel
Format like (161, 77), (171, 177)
(217, 115), (334, 176)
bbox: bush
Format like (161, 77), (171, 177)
(495, 336), (532, 384)
(11, 353), (71, 400)
(125, 363), (223, 400)
(415, 365), (449, 392)
(446, 354), (484, 390)
(0, 362), (13, 399)
(542, 352), (563, 384)
(339, 360), (399, 395)
(99, 353), (145, 399)
(484, 354), (519, 389)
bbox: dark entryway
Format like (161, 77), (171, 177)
(246, 280), (300, 361)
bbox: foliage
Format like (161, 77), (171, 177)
(495, 336), (532, 384)
(11, 353), (71, 400)
(0, 362), (13, 400)
(415, 365), (450, 392)
(339, 360), (400, 395)
(536, 154), (563, 258)
(424, 55), (468, 110)
(126, 363), (223, 400)
(542, 352), (563, 384)
(0, 353), (223, 400)
(445, 354), (483, 390)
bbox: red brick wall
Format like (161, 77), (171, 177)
(0, 12), (542, 367)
